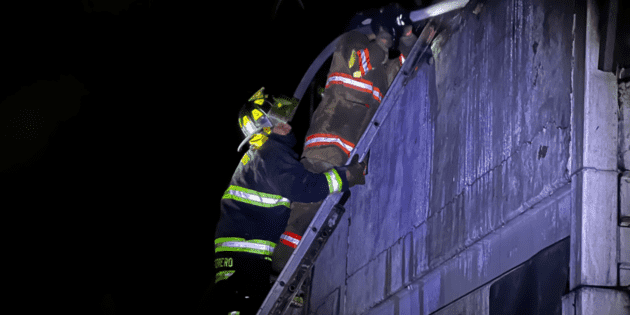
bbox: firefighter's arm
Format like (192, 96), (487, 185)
(278, 156), (367, 204)
(276, 169), (341, 204)
(266, 154), (346, 204)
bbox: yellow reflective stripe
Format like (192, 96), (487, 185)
(249, 133), (269, 149)
(248, 87), (266, 102)
(215, 237), (245, 244)
(240, 152), (250, 165)
(325, 169), (343, 193)
(215, 270), (235, 284)
(349, 49), (356, 68)
(252, 108), (264, 120)
(222, 185), (291, 208)
(242, 116), (251, 126)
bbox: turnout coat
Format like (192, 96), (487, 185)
(214, 131), (350, 260)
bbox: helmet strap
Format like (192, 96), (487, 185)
(249, 132), (270, 150)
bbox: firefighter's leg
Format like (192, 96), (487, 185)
(201, 252), (272, 315)
(271, 152), (345, 274)
(271, 201), (323, 275)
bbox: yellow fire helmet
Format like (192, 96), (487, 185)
(237, 87), (300, 152)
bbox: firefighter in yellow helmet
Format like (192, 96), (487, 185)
(199, 88), (366, 315)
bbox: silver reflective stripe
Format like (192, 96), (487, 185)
(215, 238), (277, 256)
(219, 241), (275, 253)
(223, 185), (291, 208)
(358, 49), (371, 74)
(326, 73), (383, 103)
(229, 189), (290, 207)
(325, 169), (343, 193)
(326, 74), (373, 91)
(280, 233), (300, 248)
(304, 135), (355, 154)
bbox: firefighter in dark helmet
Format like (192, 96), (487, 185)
(199, 88), (366, 315)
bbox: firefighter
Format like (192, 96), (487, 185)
(271, 4), (419, 275)
(199, 88), (367, 315)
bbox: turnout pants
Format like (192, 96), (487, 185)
(199, 252), (272, 315)
(271, 148), (347, 274)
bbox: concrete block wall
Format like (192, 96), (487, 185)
(621, 81), (630, 287)
(306, 0), (628, 314)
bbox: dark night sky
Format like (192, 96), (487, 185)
(1, 0), (419, 314)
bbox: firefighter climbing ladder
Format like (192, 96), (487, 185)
(257, 1), (469, 314)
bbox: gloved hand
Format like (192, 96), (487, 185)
(344, 155), (367, 187)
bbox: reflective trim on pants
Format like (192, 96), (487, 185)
(215, 237), (276, 256)
(279, 231), (302, 249)
(325, 72), (382, 103)
(304, 133), (355, 157)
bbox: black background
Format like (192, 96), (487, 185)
(1, 0), (411, 314)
